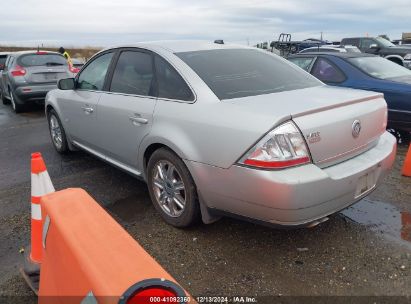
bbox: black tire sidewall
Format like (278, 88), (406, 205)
(147, 148), (200, 227)
(48, 109), (69, 153)
(10, 90), (23, 113)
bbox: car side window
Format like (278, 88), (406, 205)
(311, 58), (346, 83)
(360, 38), (376, 49)
(154, 55), (194, 101)
(288, 57), (314, 72)
(110, 51), (154, 96)
(77, 52), (113, 91)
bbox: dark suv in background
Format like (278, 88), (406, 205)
(340, 37), (411, 69)
(1, 50), (73, 113)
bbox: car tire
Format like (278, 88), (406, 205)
(147, 148), (200, 228)
(1, 90), (10, 105)
(47, 109), (69, 153)
(9, 89), (24, 113)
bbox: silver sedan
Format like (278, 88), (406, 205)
(45, 41), (397, 228)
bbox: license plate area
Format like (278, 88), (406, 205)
(44, 73), (58, 80)
(355, 171), (376, 198)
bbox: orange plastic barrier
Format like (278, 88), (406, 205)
(402, 144), (411, 177)
(39, 188), (193, 304)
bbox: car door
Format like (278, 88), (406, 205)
(58, 51), (114, 149)
(95, 49), (157, 170)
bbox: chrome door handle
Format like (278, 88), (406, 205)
(81, 106), (94, 114)
(129, 116), (148, 125)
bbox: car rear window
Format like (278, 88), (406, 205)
(176, 49), (321, 100)
(18, 54), (67, 67)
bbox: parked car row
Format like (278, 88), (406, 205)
(0, 50), (81, 112)
(44, 41), (396, 229)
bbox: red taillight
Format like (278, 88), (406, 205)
(239, 121), (311, 170)
(69, 65), (80, 74)
(127, 287), (177, 304)
(244, 156), (310, 169)
(36, 51), (48, 55)
(11, 65), (26, 77)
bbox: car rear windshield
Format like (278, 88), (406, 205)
(348, 56), (411, 80)
(176, 49), (321, 100)
(18, 54), (67, 67)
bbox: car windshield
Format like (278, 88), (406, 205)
(176, 49), (321, 100)
(375, 37), (395, 48)
(348, 56), (411, 80)
(18, 54), (67, 67)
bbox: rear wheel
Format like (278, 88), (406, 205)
(1, 90), (10, 105)
(147, 148), (200, 227)
(48, 109), (69, 153)
(10, 89), (24, 113)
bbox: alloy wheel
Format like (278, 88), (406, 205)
(49, 114), (63, 150)
(152, 160), (186, 217)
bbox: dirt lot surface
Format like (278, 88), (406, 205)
(0, 103), (410, 303)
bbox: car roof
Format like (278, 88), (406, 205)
(11, 50), (62, 56)
(104, 40), (249, 53)
(289, 52), (375, 59)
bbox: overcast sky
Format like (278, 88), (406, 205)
(1, 0), (411, 47)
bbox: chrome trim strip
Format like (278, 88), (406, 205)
(72, 141), (141, 176)
(388, 109), (411, 114)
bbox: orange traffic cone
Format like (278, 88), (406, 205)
(30, 152), (55, 263)
(21, 152), (55, 295)
(402, 144), (411, 177)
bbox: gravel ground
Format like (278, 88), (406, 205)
(0, 103), (410, 302)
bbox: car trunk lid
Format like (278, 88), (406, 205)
(292, 94), (386, 167)
(25, 66), (70, 84)
(225, 85), (387, 168)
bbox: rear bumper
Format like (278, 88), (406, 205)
(15, 84), (57, 103)
(187, 132), (397, 226)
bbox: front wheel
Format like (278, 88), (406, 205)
(10, 90), (24, 113)
(48, 109), (69, 153)
(147, 148), (200, 227)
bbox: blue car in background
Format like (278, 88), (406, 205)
(288, 52), (411, 138)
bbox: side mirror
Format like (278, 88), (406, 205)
(369, 44), (379, 49)
(58, 78), (76, 90)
